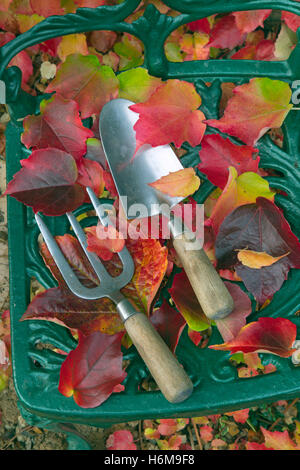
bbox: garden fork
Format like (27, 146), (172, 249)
(35, 187), (193, 404)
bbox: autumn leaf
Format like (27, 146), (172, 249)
(57, 33), (89, 62)
(207, 167), (275, 235)
(237, 249), (290, 269)
(58, 331), (126, 408)
(118, 67), (162, 103)
(231, 39), (275, 61)
(215, 197), (300, 303)
(30, 0), (64, 16)
(198, 134), (260, 189)
(210, 317), (297, 357)
(206, 78), (293, 146)
(150, 300), (186, 353)
(22, 94), (94, 161)
(0, 32), (33, 88)
(106, 429), (137, 450)
(260, 427), (300, 450)
(282, 10), (300, 33)
(187, 18), (211, 34)
(46, 54), (119, 119)
(148, 168), (200, 198)
(208, 14), (246, 49)
(233, 10), (272, 34)
(169, 270), (211, 331)
(214, 283), (252, 342)
(85, 224), (125, 261)
(129, 80), (206, 156)
(76, 157), (105, 199)
(4, 148), (86, 216)
(0, 0), (13, 12)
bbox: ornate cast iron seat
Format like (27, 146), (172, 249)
(1, 0), (300, 448)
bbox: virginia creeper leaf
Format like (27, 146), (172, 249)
(187, 18), (211, 34)
(237, 249), (290, 269)
(118, 67), (162, 103)
(86, 224), (125, 261)
(148, 168), (200, 198)
(22, 94), (94, 161)
(30, 0), (64, 16)
(150, 300), (186, 353)
(58, 331), (126, 408)
(282, 10), (300, 33)
(233, 10), (272, 34)
(215, 197), (300, 302)
(0, 32), (33, 88)
(4, 148), (86, 216)
(106, 430), (137, 450)
(130, 80), (206, 156)
(169, 270), (211, 331)
(207, 167), (274, 235)
(198, 134), (259, 189)
(206, 78), (293, 146)
(261, 427), (300, 450)
(208, 14), (247, 49)
(76, 157), (105, 199)
(210, 317), (297, 357)
(57, 33), (89, 62)
(214, 283), (252, 342)
(46, 54), (119, 119)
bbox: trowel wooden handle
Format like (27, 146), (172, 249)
(123, 312), (193, 403)
(172, 233), (234, 320)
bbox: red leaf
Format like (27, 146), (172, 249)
(282, 11), (300, 33)
(46, 54), (119, 119)
(198, 134), (259, 189)
(0, 32), (33, 88)
(210, 317), (297, 357)
(30, 0), (64, 16)
(129, 80), (206, 156)
(4, 148), (86, 216)
(187, 18), (211, 34)
(231, 39), (275, 61)
(208, 15), (246, 49)
(106, 429), (137, 450)
(206, 78), (293, 146)
(150, 300), (186, 353)
(86, 224), (125, 261)
(22, 94), (93, 161)
(215, 282), (252, 342)
(76, 157), (105, 199)
(58, 331), (126, 408)
(233, 10), (272, 34)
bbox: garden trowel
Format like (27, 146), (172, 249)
(99, 98), (234, 320)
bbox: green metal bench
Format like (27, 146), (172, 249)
(2, 0), (300, 449)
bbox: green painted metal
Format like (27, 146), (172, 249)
(2, 0), (300, 439)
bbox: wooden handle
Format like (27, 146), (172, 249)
(172, 232), (234, 320)
(124, 312), (193, 403)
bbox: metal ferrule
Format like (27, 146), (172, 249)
(116, 297), (140, 323)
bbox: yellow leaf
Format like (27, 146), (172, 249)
(148, 168), (200, 197)
(237, 249), (290, 269)
(57, 34), (89, 62)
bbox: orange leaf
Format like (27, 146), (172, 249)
(148, 168), (200, 198)
(237, 249), (290, 269)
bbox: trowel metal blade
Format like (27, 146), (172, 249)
(99, 98), (184, 219)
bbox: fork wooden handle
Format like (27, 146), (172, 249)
(124, 312), (193, 403)
(116, 297), (193, 403)
(172, 232), (234, 320)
